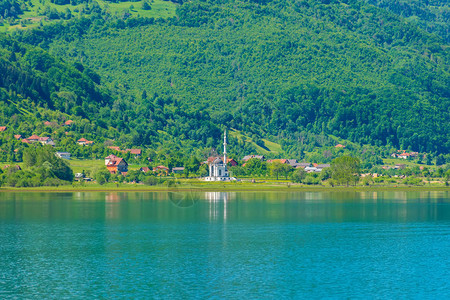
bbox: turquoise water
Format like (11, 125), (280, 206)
(0, 191), (449, 298)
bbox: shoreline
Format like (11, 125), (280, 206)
(1, 184), (449, 193)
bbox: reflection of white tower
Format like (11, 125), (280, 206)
(206, 192), (229, 221)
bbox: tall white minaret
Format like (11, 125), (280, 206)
(223, 129), (227, 166)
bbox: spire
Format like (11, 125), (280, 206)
(223, 129), (227, 165)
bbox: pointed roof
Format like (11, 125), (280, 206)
(106, 154), (119, 160)
(28, 135), (40, 140)
(78, 138), (88, 142)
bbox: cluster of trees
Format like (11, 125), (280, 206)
(365, 0), (450, 43)
(0, 145), (73, 187)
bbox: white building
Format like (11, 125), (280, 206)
(204, 130), (234, 181)
(55, 152), (71, 160)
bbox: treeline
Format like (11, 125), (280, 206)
(0, 146), (73, 187)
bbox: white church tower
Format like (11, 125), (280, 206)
(204, 130), (234, 181)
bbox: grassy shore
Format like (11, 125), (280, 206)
(1, 181), (449, 193)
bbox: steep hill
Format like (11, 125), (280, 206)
(6, 0), (450, 155)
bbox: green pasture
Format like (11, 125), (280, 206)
(1, 0), (177, 32)
(229, 129), (282, 155)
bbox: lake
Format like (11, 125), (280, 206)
(1, 190), (449, 298)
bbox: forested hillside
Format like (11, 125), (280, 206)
(364, 0), (450, 42)
(2, 0), (450, 156)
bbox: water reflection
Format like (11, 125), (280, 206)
(205, 192), (236, 221)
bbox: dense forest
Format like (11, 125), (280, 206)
(0, 0), (449, 160)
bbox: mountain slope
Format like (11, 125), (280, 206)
(9, 0), (450, 154)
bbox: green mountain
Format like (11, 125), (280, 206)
(2, 0), (450, 156)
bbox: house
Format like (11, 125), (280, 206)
(27, 135), (40, 142)
(267, 159), (287, 164)
(21, 138), (31, 144)
(105, 155), (128, 174)
(55, 152), (71, 160)
(316, 164), (330, 170)
(304, 166), (319, 173)
(242, 155), (265, 162)
(14, 135), (22, 140)
(286, 159), (298, 167)
(227, 158), (238, 167)
(409, 152), (419, 158)
(75, 173), (84, 180)
(127, 149), (142, 157)
(0, 126), (7, 132)
(153, 165), (169, 175)
(3, 165), (21, 170)
(108, 146), (122, 152)
(105, 154), (119, 165)
(77, 138), (94, 146)
(172, 167), (185, 174)
(398, 153), (410, 159)
(64, 120), (74, 126)
(140, 167), (151, 173)
(39, 137), (55, 146)
(295, 163), (312, 169)
(335, 144), (345, 148)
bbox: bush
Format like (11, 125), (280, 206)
(144, 176), (158, 186)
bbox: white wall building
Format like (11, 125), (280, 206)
(204, 130), (234, 181)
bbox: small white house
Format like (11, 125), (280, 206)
(55, 152), (71, 160)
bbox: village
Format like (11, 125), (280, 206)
(1, 123), (448, 187)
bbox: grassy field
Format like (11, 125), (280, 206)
(229, 129), (282, 155)
(1, 0), (177, 32)
(1, 181), (449, 193)
(382, 158), (430, 168)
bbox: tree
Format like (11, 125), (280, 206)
(291, 168), (306, 183)
(270, 162), (283, 180)
(280, 163), (292, 180)
(331, 156), (360, 186)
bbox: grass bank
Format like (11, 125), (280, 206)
(1, 182), (449, 193)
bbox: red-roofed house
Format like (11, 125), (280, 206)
(22, 139), (31, 144)
(77, 138), (94, 145)
(64, 120), (74, 126)
(108, 146), (122, 152)
(105, 155), (128, 174)
(14, 135), (22, 140)
(27, 135), (40, 142)
(398, 153), (410, 159)
(267, 159), (287, 164)
(153, 165), (169, 176)
(127, 149), (142, 157)
(0, 126), (7, 132)
(105, 154), (119, 165)
(335, 144), (345, 148)
(39, 137), (55, 146)
(227, 158), (238, 167)
(140, 167), (151, 173)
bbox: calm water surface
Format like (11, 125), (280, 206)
(0, 190), (449, 299)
